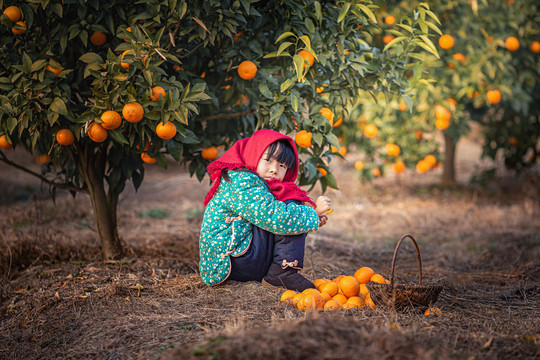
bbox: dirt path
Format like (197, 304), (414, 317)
(1, 133), (539, 359)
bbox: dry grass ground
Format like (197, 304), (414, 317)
(0, 134), (539, 359)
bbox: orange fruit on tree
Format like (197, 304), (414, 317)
(372, 168), (381, 177)
(141, 152), (157, 164)
(508, 136), (518, 146)
(505, 36), (520, 51)
(354, 267), (375, 284)
(414, 129), (424, 141)
(383, 34), (395, 44)
(486, 89), (502, 105)
(122, 102), (144, 123)
(100, 110), (122, 130)
(424, 154), (437, 167)
(45, 62), (62, 76)
(0, 135), (12, 149)
(88, 123), (108, 142)
(385, 143), (401, 157)
(156, 121), (177, 139)
(435, 118), (450, 130)
(399, 102), (407, 111)
(319, 281), (339, 297)
(150, 86), (166, 101)
(438, 34), (455, 49)
(339, 276), (360, 298)
(298, 50), (315, 68)
(370, 274), (386, 284)
(452, 53), (466, 63)
(3, 6), (21, 22)
(317, 167), (327, 177)
(12, 21), (26, 35)
(354, 160), (364, 171)
(363, 124), (378, 138)
(530, 41), (540, 53)
(416, 159), (431, 173)
(90, 31), (107, 46)
(237, 60), (257, 80)
(384, 15), (396, 26)
(280, 290), (297, 303)
(35, 154), (51, 165)
(136, 141), (151, 152)
(233, 31), (243, 43)
(435, 105), (451, 123)
(424, 307), (442, 316)
(120, 50), (132, 69)
(56, 129), (75, 145)
(323, 299), (342, 311)
(447, 98), (458, 106)
(319, 107), (334, 125)
(305, 293), (325, 312)
(295, 130), (312, 148)
(392, 161), (406, 174)
(333, 115), (343, 127)
(202, 146), (219, 161)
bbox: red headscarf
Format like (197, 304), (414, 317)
(203, 129), (315, 207)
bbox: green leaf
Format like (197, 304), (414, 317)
(109, 130), (129, 145)
(259, 83), (273, 99)
(396, 24), (414, 34)
(304, 18), (315, 34)
(418, 35), (439, 57)
(312, 132), (323, 146)
(275, 31), (296, 44)
(314, 2), (322, 23)
(383, 36), (408, 51)
(31, 59), (47, 72)
(424, 20), (442, 36)
(79, 52), (104, 64)
(416, 40), (439, 58)
(298, 35), (311, 49)
(337, 3), (351, 23)
(280, 79), (294, 93)
(269, 103), (284, 122)
(50, 97), (68, 116)
(167, 140), (183, 161)
(357, 4), (377, 23)
(292, 54), (304, 80)
(22, 53), (32, 74)
(276, 41), (293, 56)
(290, 92), (298, 112)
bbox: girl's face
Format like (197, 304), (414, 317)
(256, 147), (288, 181)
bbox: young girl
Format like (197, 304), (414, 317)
(199, 129), (331, 291)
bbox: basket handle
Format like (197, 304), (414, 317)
(389, 234), (423, 290)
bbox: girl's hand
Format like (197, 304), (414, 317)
(225, 216), (243, 223)
(315, 196), (332, 217)
(318, 215), (328, 227)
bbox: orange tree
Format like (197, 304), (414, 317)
(0, 0), (437, 259)
(340, 0), (539, 184)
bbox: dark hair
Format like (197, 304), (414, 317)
(265, 139), (296, 170)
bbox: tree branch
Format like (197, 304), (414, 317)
(195, 109), (255, 122)
(0, 150), (85, 193)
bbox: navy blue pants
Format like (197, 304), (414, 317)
(228, 201), (308, 282)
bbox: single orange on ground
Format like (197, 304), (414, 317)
(3, 6), (21, 22)
(237, 60), (257, 80)
(385, 143), (401, 157)
(141, 152), (157, 164)
(156, 121), (177, 139)
(90, 31), (107, 46)
(88, 123), (108, 143)
(317, 167), (328, 177)
(150, 86), (166, 101)
(384, 15), (396, 26)
(56, 129), (75, 146)
(505, 36), (520, 51)
(319, 281), (339, 297)
(319, 107), (334, 125)
(452, 53), (466, 63)
(392, 161), (406, 174)
(298, 50), (315, 68)
(202, 146), (219, 161)
(370, 274), (386, 284)
(324, 299), (342, 311)
(313, 278), (330, 289)
(339, 276), (360, 298)
(438, 34), (455, 50)
(382, 34), (395, 44)
(416, 159), (431, 173)
(424, 307), (442, 316)
(486, 89), (502, 105)
(530, 41), (540, 53)
(295, 130), (312, 148)
(100, 110), (122, 130)
(0, 135), (12, 149)
(305, 293), (325, 312)
(363, 124), (378, 139)
(12, 21), (26, 35)
(122, 102), (144, 123)
(354, 267), (375, 284)
(354, 160), (364, 171)
(280, 290), (297, 303)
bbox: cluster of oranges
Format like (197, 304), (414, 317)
(280, 266), (388, 312)
(3, 6), (26, 35)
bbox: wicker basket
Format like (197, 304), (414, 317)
(367, 234), (442, 311)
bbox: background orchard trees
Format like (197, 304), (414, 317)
(340, 0), (539, 184)
(0, 0), (437, 259)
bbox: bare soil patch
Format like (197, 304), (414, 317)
(1, 136), (539, 359)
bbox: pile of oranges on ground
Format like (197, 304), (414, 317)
(280, 266), (386, 312)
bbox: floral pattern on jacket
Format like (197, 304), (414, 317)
(199, 171), (320, 285)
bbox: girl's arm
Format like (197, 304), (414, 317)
(223, 172), (319, 235)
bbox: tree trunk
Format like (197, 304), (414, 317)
(442, 133), (456, 186)
(78, 145), (123, 260)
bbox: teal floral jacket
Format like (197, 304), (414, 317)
(199, 170), (320, 285)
